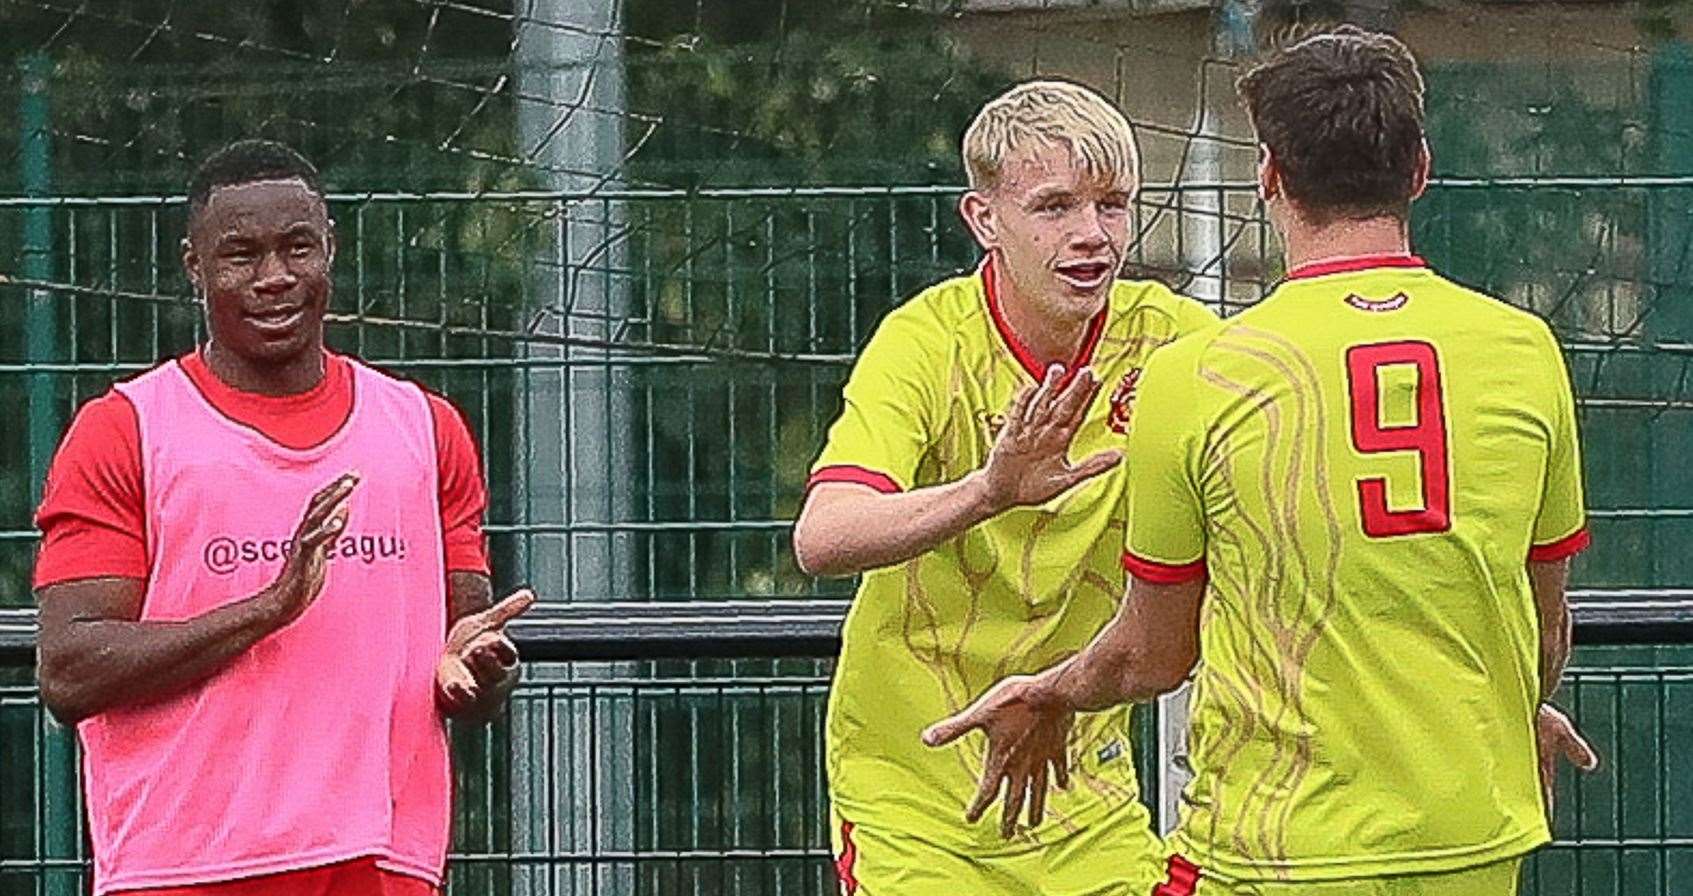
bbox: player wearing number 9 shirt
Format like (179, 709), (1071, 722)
(1115, 255), (1587, 891)
(925, 26), (1597, 896)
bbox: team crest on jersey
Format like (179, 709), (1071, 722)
(1107, 369), (1142, 434)
(1344, 292), (1410, 312)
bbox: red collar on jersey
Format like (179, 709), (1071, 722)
(980, 256), (1108, 388)
(1286, 253), (1427, 280)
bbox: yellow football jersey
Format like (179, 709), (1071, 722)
(812, 258), (1216, 852)
(1122, 255), (1589, 881)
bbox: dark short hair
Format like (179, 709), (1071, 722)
(1237, 25), (1426, 224)
(187, 139), (324, 217)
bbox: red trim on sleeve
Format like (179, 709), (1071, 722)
(1121, 550), (1207, 584)
(806, 465), (903, 495)
(981, 256), (1108, 389)
(1286, 254), (1427, 280)
(1529, 527), (1591, 563)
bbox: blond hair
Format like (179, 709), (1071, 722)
(962, 80), (1140, 192)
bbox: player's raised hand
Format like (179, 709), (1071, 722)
(1537, 702), (1600, 815)
(260, 471), (358, 627)
(436, 588), (536, 716)
(922, 674), (1073, 838)
(979, 363), (1121, 512)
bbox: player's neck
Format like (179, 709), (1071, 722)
(992, 264), (1098, 371)
(1280, 214), (1414, 275)
(202, 339), (328, 397)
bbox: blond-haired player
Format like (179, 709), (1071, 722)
(792, 80), (1215, 895)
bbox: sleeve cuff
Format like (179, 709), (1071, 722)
(1122, 550), (1207, 584)
(806, 465), (904, 495)
(1529, 526), (1591, 562)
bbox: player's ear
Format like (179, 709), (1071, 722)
(324, 218), (338, 268)
(180, 236), (202, 299)
(1409, 138), (1431, 202)
(958, 190), (998, 251)
(1256, 144), (1280, 203)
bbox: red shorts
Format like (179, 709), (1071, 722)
(121, 858), (438, 896)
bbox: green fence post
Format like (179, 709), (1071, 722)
(20, 50), (79, 896)
(21, 59), (56, 498)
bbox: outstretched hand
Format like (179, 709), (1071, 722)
(978, 364), (1121, 513)
(436, 588), (536, 717)
(260, 472), (359, 627)
(922, 674), (1073, 839)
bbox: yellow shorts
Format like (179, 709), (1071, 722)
(1164, 853), (1525, 896)
(829, 797), (1165, 896)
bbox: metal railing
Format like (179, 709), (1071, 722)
(3, 181), (1693, 894)
(1, 600), (1692, 895)
(3, 595), (1693, 661)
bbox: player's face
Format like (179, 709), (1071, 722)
(971, 142), (1135, 320)
(184, 178), (335, 368)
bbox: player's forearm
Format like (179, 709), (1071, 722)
(1529, 558), (1574, 701)
(1043, 578), (1201, 711)
(1042, 642), (1136, 713)
(792, 475), (1002, 576)
(1539, 612), (1572, 702)
(1044, 625), (1178, 711)
(37, 591), (287, 725)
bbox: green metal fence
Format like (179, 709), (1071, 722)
(0, 184), (1282, 605)
(2, 181), (1688, 600)
(0, 1), (1689, 893)
(1, 655), (1690, 896)
(0, 180), (1690, 896)
(1536, 660), (1693, 896)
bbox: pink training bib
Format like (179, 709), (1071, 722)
(84, 358), (450, 895)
